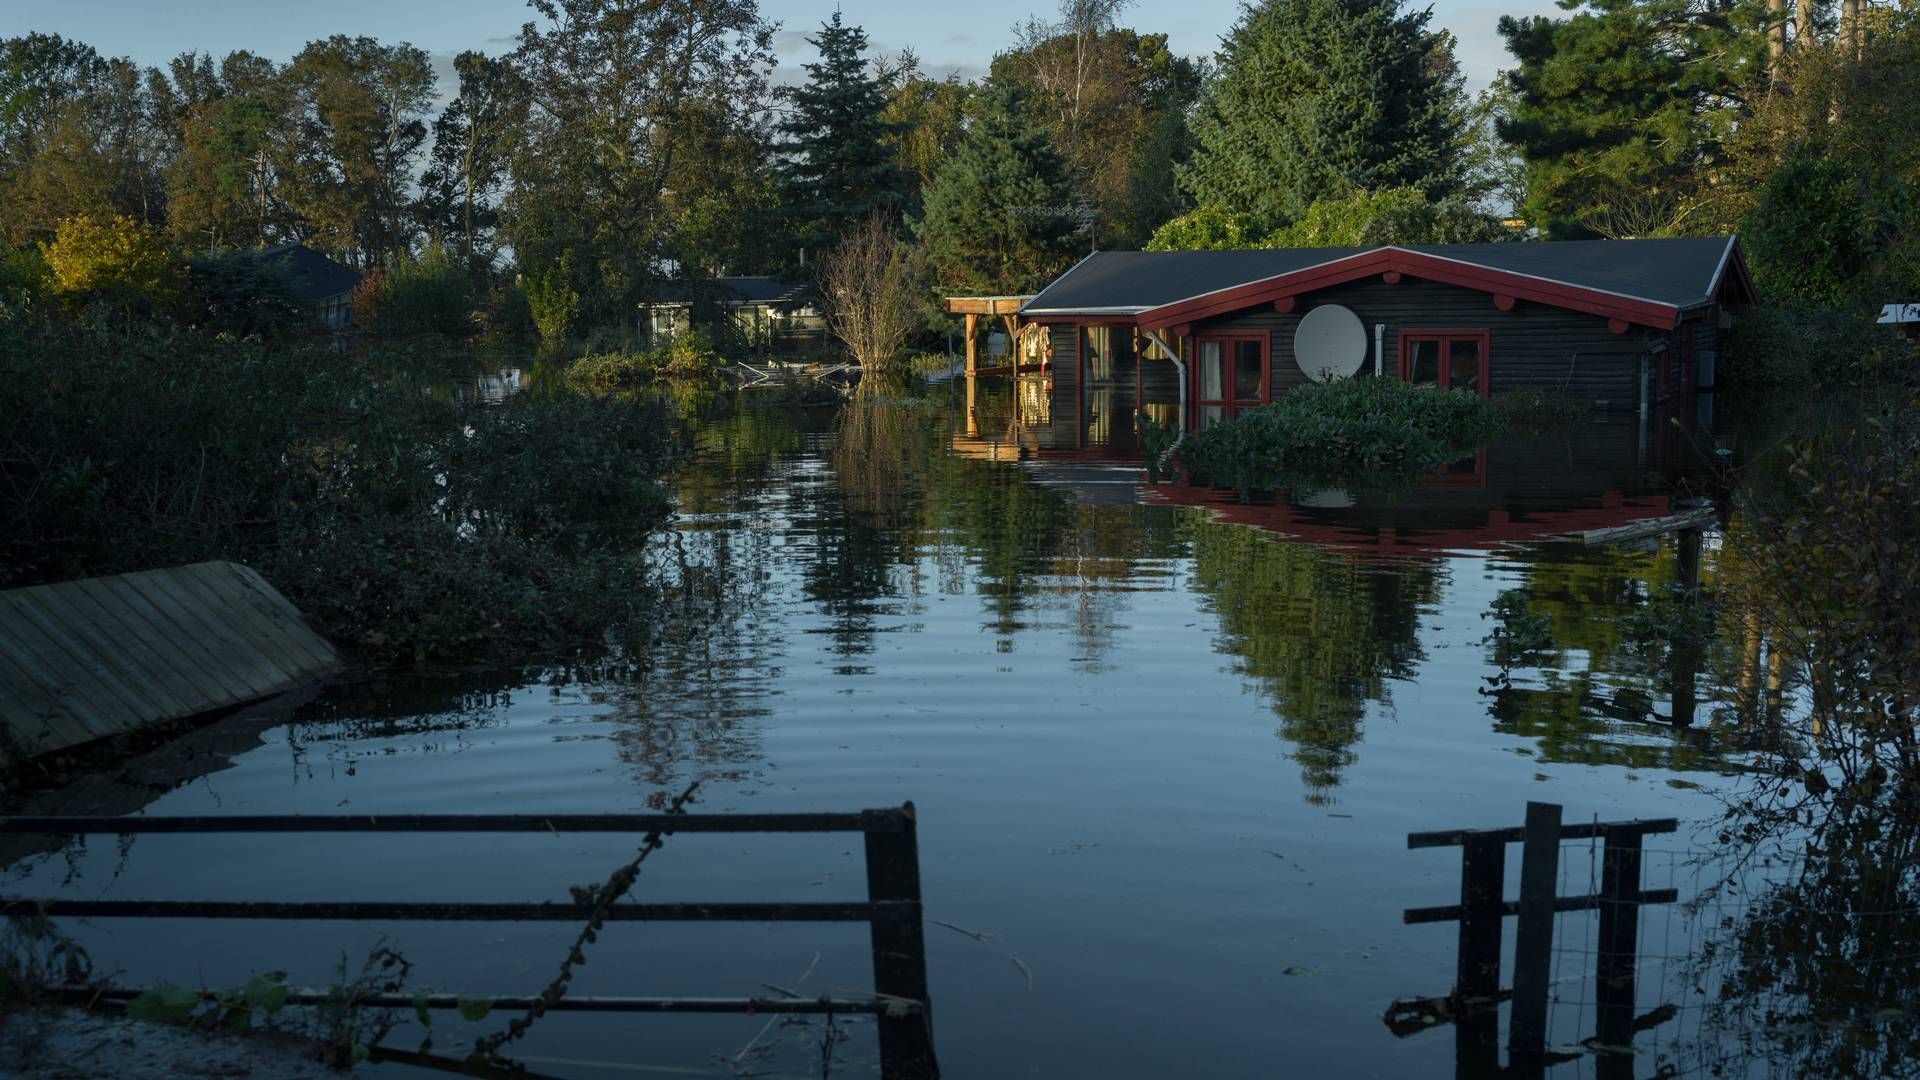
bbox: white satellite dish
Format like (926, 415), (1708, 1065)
(1294, 304), (1368, 382)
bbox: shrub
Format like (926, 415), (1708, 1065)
(1494, 387), (1591, 431)
(39, 214), (180, 314)
(0, 313), (677, 665)
(564, 329), (725, 394)
(525, 253), (581, 344)
(1724, 304), (1913, 390)
(183, 251), (309, 337)
(1179, 376), (1506, 493)
(363, 245), (474, 335)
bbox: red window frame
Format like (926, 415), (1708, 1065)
(1190, 331), (1270, 425)
(1397, 329), (1492, 398)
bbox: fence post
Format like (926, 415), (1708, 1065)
(1509, 802), (1562, 1059)
(865, 802), (937, 1079)
(1453, 832), (1505, 1069)
(1594, 826), (1644, 1059)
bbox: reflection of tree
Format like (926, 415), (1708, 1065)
(1187, 524), (1439, 802)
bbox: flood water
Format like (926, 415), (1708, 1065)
(3, 375), (1870, 1078)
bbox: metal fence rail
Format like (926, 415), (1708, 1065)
(0, 803), (939, 1079)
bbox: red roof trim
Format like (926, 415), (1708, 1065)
(1132, 248), (1683, 331)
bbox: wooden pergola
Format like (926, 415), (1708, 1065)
(942, 296), (1036, 376)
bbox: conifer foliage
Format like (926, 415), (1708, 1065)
(917, 77), (1082, 297)
(1178, 0), (1466, 236)
(777, 13), (906, 255)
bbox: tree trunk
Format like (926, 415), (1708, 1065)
(1767, 0), (1788, 78)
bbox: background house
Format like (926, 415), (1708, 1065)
(257, 243), (361, 330)
(643, 276), (827, 355)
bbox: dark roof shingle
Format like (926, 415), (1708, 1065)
(1022, 237), (1740, 315)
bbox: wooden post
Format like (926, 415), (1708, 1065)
(865, 802), (937, 1079)
(1594, 826), (1644, 1060)
(963, 313), (977, 377)
(1509, 802), (1562, 1058)
(1672, 528), (1704, 726)
(1453, 832), (1505, 1067)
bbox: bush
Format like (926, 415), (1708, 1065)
(39, 214), (180, 315)
(1494, 387), (1591, 431)
(526, 253), (581, 343)
(564, 329), (725, 394)
(183, 251), (309, 337)
(361, 245), (474, 335)
(0, 313), (677, 665)
(1179, 376), (1507, 492)
(1724, 304), (1914, 390)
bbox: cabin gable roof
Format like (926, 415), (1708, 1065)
(1021, 236), (1755, 331)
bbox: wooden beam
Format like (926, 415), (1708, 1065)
(1382, 271), (1403, 284)
(942, 296), (1033, 316)
(1608, 317), (1631, 335)
(1273, 296), (1297, 314)
(1493, 293), (1516, 312)
(963, 312), (977, 376)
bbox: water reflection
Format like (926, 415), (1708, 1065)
(8, 372), (1906, 1077)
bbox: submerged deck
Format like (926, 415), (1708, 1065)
(0, 561), (340, 763)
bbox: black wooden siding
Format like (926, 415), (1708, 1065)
(1187, 278), (1690, 413)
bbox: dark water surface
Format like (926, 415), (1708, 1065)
(8, 381), (1810, 1077)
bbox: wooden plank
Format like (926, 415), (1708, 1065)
(58, 579), (212, 719)
(216, 557), (337, 668)
(72, 575), (245, 710)
(0, 644), (89, 755)
(127, 570), (290, 698)
(22, 586), (194, 723)
(178, 562), (325, 677)
(1, 563), (342, 763)
(1576, 508), (1716, 546)
(0, 594), (134, 740)
(1409, 817), (1678, 848)
(1509, 801), (1562, 1055)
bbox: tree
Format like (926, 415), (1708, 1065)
(994, 9), (1204, 248)
(879, 56), (971, 210)
(1722, 6), (1920, 305)
(776, 13), (906, 255)
(1497, 0), (1768, 238)
(1178, 0), (1468, 236)
(917, 76), (1081, 297)
(817, 212), (921, 378)
(39, 213), (178, 313)
(417, 51), (526, 276)
(279, 36), (435, 266)
(1264, 187), (1511, 246)
(507, 0), (777, 325)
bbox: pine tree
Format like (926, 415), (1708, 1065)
(1497, 0), (1768, 238)
(1178, 0), (1466, 236)
(917, 76), (1081, 296)
(777, 13), (905, 255)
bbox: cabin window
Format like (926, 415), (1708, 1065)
(1398, 330), (1490, 397)
(1192, 332), (1269, 426)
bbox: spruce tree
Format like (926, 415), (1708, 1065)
(1498, 0), (1767, 238)
(777, 13), (906, 254)
(917, 76), (1081, 296)
(1178, 0), (1466, 236)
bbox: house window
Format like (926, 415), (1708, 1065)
(1192, 333), (1269, 426)
(1399, 330), (1490, 396)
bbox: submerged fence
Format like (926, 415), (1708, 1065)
(1389, 800), (1920, 1080)
(0, 805), (939, 1078)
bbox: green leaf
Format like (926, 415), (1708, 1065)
(456, 995), (494, 1022)
(412, 990), (433, 1028)
(128, 983), (201, 1024)
(245, 972), (290, 1017)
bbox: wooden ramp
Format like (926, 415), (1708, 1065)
(0, 562), (340, 764)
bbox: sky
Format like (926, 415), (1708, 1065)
(7, 0), (1552, 97)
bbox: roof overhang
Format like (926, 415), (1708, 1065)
(1704, 235), (1760, 309)
(944, 295), (1034, 316)
(1127, 247), (1684, 331)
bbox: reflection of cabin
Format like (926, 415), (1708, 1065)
(1015, 237), (1759, 434)
(643, 276), (827, 354)
(258, 243), (360, 329)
